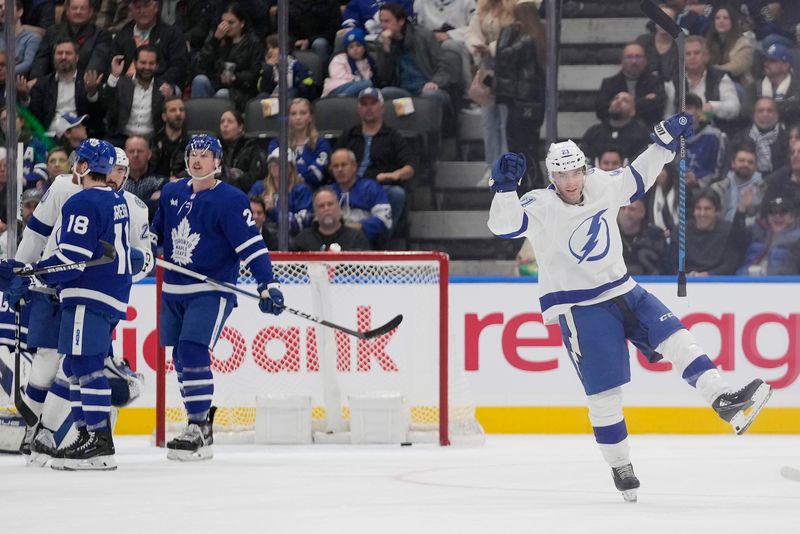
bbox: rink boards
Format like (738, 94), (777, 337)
(114, 276), (800, 434)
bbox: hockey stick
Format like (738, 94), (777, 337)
(14, 240), (116, 277)
(640, 0), (688, 297)
(13, 303), (38, 426)
(156, 258), (403, 340)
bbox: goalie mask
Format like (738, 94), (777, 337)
(105, 357), (144, 407)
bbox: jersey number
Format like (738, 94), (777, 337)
(67, 215), (90, 235)
(243, 208), (255, 227)
(114, 222), (131, 275)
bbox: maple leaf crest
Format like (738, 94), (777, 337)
(171, 218), (200, 266)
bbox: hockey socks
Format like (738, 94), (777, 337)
(176, 340), (214, 424)
(68, 354), (111, 432)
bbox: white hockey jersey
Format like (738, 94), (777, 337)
(122, 190), (153, 282)
(16, 174), (81, 264)
(488, 144), (675, 324)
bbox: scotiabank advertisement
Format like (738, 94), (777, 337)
(115, 278), (800, 433)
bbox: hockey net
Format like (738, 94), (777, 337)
(155, 251), (483, 445)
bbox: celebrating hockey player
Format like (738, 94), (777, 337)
(0, 139), (134, 471)
(487, 113), (773, 502)
(151, 134), (284, 462)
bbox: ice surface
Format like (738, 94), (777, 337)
(1, 434), (798, 534)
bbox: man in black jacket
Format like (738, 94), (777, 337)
(582, 91), (651, 165)
(110, 0), (188, 94)
(291, 187), (371, 251)
(29, 0), (111, 79)
(596, 42), (666, 127)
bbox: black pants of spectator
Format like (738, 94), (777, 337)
(506, 102), (545, 190)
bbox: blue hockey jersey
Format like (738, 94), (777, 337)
(37, 186), (133, 320)
(331, 178), (392, 242)
(341, 0), (415, 36)
(267, 138), (332, 188)
(152, 178), (275, 302)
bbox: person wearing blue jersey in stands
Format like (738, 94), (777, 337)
(151, 134), (284, 462)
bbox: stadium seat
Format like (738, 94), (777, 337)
(294, 50), (325, 87)
(184, 98), (236, 137)
(244, 98), (281, 139)
(314, 97), (359, 141)
(383, 97), (443, 174)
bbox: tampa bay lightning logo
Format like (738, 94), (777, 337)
(568, 209), (611, 263)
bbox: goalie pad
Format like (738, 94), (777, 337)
(0, 411), (26, 453)
(105, 357), (144, 407)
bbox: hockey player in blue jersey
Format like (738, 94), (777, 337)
(487, 113), (773, 502)
(151, 134), (284, 461)
(0, 139), (133, 471)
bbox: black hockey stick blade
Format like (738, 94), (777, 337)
(640, 0), (682, 39)
(362, 314), (403, 339)
(16, 240), (116, 277)
(13, 305), (38, 427)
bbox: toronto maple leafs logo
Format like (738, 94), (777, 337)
(171, 218), (200, 266)
(568, 209), (611, 263)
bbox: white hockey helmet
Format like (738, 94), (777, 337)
(114, 147), (130, 178)
(545, 140), (587, 180)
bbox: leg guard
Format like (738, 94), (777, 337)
(587, 387), (631, 468)
(177, 340), (214, 424)
(23, 347), (60, 418)
(656, 329), (732, 404)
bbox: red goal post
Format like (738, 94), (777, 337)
(155, 251), (483, 446)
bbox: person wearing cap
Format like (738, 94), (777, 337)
(20, 187), (43, 226)
(335, 85), (414, 233)
(54, 112), (89, 153)
(748, 42), (800, 126)
(29, 0), (111, 80)
(20, 37), (103, 137)
(322, 27), (375, 98)
(110, 0), (188, 92)
(249, 147), (313, 236)
(737, 196), (800, 276)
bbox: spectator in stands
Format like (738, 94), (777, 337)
(257, 33), (315, 100)
(219, 109), (267, 194)
(672, 189), (747, 275)
(0, 0), (41, 76)
(375, 3), (453, 110)
(111, 0), (188, 94)
(292, 187), (372, 251)
(322, 27), (375, 98)
(287, 0), (341, 65)
(645, 162), (680, 240)
(465, 0), (514, 176)
(171, 0), (211, 57)
(636, 4), (679, 83)
(190, 2), (262, 111)
(335, 87), (415, 232)
(52, 112), (88, 153)
(211, 0), (271, 41)
(29, 0), (111, 79)
(249, 147), (313, 236)
(666, 36), (740, 122)
(19, 39), (103, 137)
(789, 122), (800, 146)
(267, 98), (332, 189)
(582, 91), (651, 166)
(103, 45), (164, 146)
(0, 51), (7, 107)
(415, 0), (476, 91)
(124, 134), (166, 220)
(329, 147), (392, 248)
(596, 148), (624, 171)
(338, 0), (415, 41)
(685, 92), (728, 188)
(734, 96), (787, 175)
(494, 0), (546, 188)
(249, 194), (278, 249)
(764, 139), (800, 208)
(705, 3), (753, 86)
(711, 144), (766, 226)
(618, 199), (669, 275)
(20, 0), (53, 29)
(749, 43), (800, 126)
(150, 95), (188, 179)
(19, 187), (42, 226)
(666, 0), (709, 36)
(95, 0), (131, 34)
(737, 196), (800, 275)
(596, 42), (666, 127)
(44, 146), (69, 184)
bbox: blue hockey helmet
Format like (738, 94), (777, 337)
(185, 134), (223, 160)
(74, 138), (117, 175)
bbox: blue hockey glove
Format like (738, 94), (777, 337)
(0, 260), (28, 293)
(650, 112), (694, 152)
(4, 283), (30, 308)
(489, 152), (526, 193)
(257, 282), (284, 316)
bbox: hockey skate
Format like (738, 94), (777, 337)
(62, 430), (117, 471)
(167, 407), (215, 461)
(612, 463), (640, 503)
(28, 426), (58, 467)
(50, 428), (90, 471)
(712, 379), (772, 435)
(19, 423), (38, 457)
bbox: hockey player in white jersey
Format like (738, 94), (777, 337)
(151, 134), (284, 462)
(487, 113), (773, 502)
